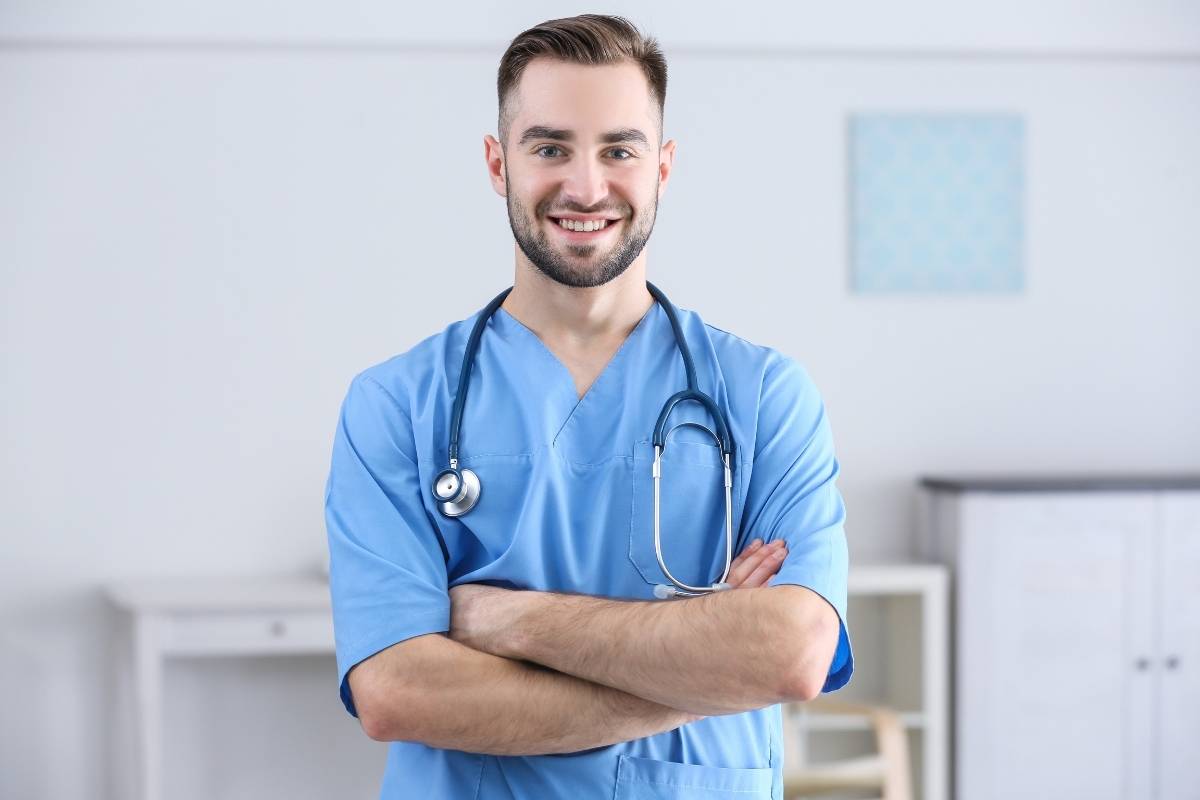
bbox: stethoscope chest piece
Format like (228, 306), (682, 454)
(433, 464), (481, 517)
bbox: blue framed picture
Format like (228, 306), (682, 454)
(849, 113), (1025, 293)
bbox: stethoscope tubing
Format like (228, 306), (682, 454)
(652, 424), (735, 596)
(437, 281), (738, 598)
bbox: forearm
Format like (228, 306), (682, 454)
(355, 633), (700, 755)
(501, 587), (815, 716)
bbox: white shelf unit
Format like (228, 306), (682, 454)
(785, 563), (949, 800)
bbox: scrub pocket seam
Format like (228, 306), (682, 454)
(612, 753), (773, 798)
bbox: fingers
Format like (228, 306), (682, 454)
(739, 541), (787, 588)
(725, 538), (764, 586)
(726, 538), (788, 588)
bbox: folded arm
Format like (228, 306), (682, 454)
(348, 632), (700, 754)
(451, 544), (841, 716)
(349, 536), (793, 752)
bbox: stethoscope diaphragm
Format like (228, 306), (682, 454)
(432, 465), (481, 517)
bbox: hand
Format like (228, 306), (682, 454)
(724, 538), (788, 589)
(448, 583), (520, 657)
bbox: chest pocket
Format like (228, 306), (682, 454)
(628, 437), (746, 591)
(613, 754), (772, 799)
(436, 451), (538, 579)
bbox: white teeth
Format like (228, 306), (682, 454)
(557, 218), (609, 232)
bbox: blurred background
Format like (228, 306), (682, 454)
(1, 2), (1197, 799)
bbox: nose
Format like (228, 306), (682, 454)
(559, 154), (608, 209)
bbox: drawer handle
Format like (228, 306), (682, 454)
(269, 620), (288, 637)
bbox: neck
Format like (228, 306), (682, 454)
(501, 248), (654, 345)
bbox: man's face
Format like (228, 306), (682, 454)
(488, 58), (674, 288)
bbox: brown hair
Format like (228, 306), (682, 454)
(496, 14), (668, 145)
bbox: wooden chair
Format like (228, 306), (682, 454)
(780, 696), (913, 800)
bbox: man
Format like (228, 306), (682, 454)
(324, 14), (852, 799)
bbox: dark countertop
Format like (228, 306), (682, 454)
(919, 474), (1200, 492)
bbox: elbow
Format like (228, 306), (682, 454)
(348, 661), (416, 743)
(779, 661), (823, 704)
(359, 688), (425, 743)
(358, 681), (434, 743)
(773, 594), (839, 703)
(353, 677), (398, 742)
(358, 696), (397, 742)
(352, 634), (455, 744)
(359, 710), (391, 742)
(775, 641), (823, 703)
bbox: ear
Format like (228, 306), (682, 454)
(484, 134), (507, 197)
(657, 138), (676, 199)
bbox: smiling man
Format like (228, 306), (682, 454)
(324, 14), (853, 800)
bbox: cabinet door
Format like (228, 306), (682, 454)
(1159, 491), (1200, 799)
(957, 492), (1156, 800)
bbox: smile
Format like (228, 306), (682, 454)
(549, 216), (620, 236)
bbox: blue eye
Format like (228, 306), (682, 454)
(536, 145), (563, 158)
(609, 148), (633, 160)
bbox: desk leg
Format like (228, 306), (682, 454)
(134, 614), (163, 800)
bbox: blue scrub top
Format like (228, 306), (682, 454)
(324, 294), (853, 800)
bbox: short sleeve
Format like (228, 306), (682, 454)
(324, 373), (450, 717)
(746, 356), (853, 693)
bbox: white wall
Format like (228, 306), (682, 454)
(2, 3), (1199, 798)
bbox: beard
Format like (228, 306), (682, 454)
(505, 176), (658, 289)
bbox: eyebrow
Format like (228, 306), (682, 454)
(518, 126), (650, 148)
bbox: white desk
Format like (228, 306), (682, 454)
(106, 576), (334, 800)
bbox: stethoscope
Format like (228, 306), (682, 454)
(431, 282), (738, 599)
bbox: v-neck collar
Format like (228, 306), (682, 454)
(493, 300), (661, 446)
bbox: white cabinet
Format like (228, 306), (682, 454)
(1160, 492), (1200, 798)
(919, 481), (1200, 800)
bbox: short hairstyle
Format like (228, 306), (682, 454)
(496, 14), (668, 145)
